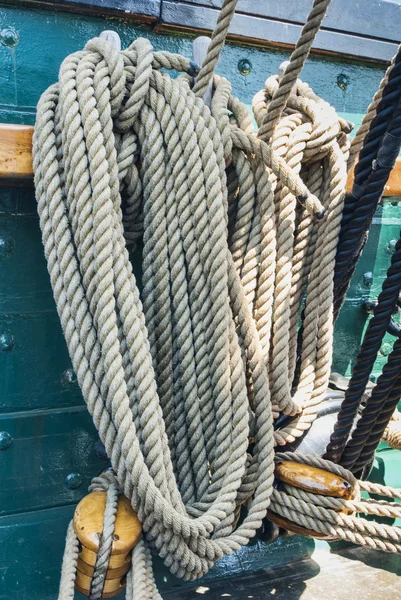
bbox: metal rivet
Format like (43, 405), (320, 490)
(380, 343), (392, 357)
(238, 58), (252, 76)
(0, 236), (15, 259)
(370, 375), (377, 383)
(66, 472), (82, 490)
(0, 431), (12, 450)
(337, 73), (349, 91)
(386, 239), (397, 255)
(0, 333), (15, 352)
(94, 439), (109, 461)
(363, 271), (373, 286)
(362, 299), (376, 314)
(0, 27), (19, 48)
(61, 368), (77, 386)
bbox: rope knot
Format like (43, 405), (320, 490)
(262, 75), (344, 165)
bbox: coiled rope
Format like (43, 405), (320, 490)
(32, 0), (401, 598)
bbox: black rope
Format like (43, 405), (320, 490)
(333, 51), (401, 317)
(324, 232), (401, 464)
(354, 369), (401, 476)
(340, 336), (401, 471)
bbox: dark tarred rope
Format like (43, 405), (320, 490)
(325, 233), (401, 465)
(333, 52), (401, 318)
(353, 363), (401, 475)
(339, 49), (401, 234)
(340, 336), (401, 471)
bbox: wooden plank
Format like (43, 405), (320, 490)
(159, 2), (399, 63)
(179, 0), (401, 46)
(0, 124), (33, 182)
(10, 0), (401, 57)
(11, 0), (160, 22)
(1, 124), (401, 197)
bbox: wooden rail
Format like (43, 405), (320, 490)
(1, 123), (401, 196)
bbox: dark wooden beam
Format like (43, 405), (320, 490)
(6, 0), (160, 23)
(158, 1), (400, 64)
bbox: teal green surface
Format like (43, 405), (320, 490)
(0, 3), (400, 599)
(333, 201), (401, 378)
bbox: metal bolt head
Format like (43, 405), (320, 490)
(386, 239), (398, 255)
(337, 73), (349, 91)
(380, 342), (392, 357)
(238, 58), (252, 76)
(94, 439), (109, 461)
(0, 27), (19, 48)
(0, 236), (15, 259)
(61, 368), (77, 386)
(0, 333), (15, 352)
(0, 431), (12, 450)
(363, 271), (373, 286)
(65, 472), (82, 490)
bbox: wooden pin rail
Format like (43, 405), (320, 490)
(1, 123), (401, 196)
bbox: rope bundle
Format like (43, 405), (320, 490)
(32, 0), (401, 598)
(271, 453), (401, 555)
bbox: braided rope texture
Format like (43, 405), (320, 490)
(33, 34), (350, 597)
(333, 46), (401, 315)
(32, 4), (401, 597)
(326, 235), (401, 465)
(258, 0), (332, 143)
(271, 453), (401, 555)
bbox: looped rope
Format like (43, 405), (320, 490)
(271, 452), (401, 554)
(32, 0), (401, 597)
(382, 409), (401, 450)
(253, 73), (349, 441)
(59, 472), (121, 600)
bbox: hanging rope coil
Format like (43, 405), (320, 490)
(33, 32), (349, 597)
(32, 0), (401, 598)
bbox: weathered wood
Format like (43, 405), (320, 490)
(1, 124), (401, 197)
(9, 0), (401, 62)
(13, 0), (160, 22)
(275, 460), (354, 498)
(158, 1), (399, 63)
(177, 0), (401, 46)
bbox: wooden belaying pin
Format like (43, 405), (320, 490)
(275, 461), (355, 499)
(73, 491), (141, 598)
(192, 36), (213, 108)
(277, 60), (297, 96)
(99, 30), (121, 51)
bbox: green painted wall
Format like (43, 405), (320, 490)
(0, 4), (400, 599)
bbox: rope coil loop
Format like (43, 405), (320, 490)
(33, 1), (401, 597)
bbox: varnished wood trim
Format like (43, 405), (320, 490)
(1, 124), (401, 197)
(0, 124), (33, 183)
(275, 460), (354, 499)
